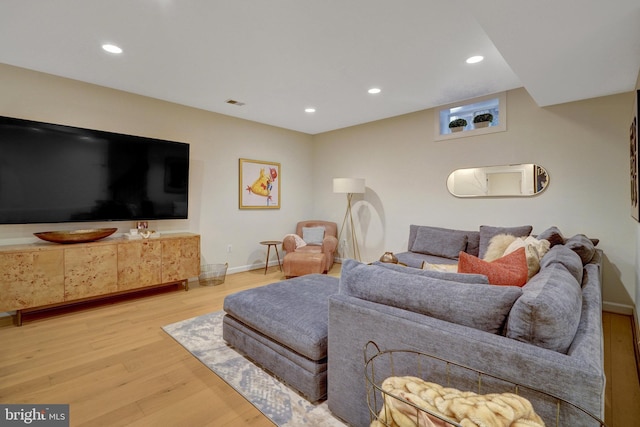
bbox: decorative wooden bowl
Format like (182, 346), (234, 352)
(34, 228), (118, 244)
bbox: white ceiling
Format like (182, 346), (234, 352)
(1, 1), (639, 135)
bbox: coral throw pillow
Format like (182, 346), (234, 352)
(458, 247), (528, 287)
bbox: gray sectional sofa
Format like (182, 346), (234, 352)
(223, 224), (605, 426)
(328, 225), (605, 426)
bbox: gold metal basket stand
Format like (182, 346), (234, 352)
(364, 341), (607, 427)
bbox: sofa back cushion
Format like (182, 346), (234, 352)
(410, 226), (468, 260)
(539, 245), (583, 284)
(339, 260), (522, 334)
(506, 264), (582, 353)
(408, 225), (480, 257)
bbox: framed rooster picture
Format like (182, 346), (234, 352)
(239, 158), (281, 209)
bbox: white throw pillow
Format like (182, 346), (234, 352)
(504, 236), (551, 278)
(302, 226), (325, 245)
(284, 233), (306, 248)
(422, 262), (458, 272)
(483, 234), (517, 262)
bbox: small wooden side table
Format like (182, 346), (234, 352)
(260, 240), (283, 274)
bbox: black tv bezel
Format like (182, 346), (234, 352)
(0, 115), (190, 225)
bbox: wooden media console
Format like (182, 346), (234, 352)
(0, 233), (200, 325)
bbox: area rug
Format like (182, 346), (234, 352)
(162, 311), (347, 427)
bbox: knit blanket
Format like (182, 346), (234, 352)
(371, 376), (545, 427)
(284, 233), (307, 248)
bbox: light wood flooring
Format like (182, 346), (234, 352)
(0, 264), (638, 426)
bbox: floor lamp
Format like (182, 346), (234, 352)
(333, 178), (365, 261)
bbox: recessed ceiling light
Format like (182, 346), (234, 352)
(102, 44), (123, 54)
(368, 88), (381, 94)
(305, 108), (316, 113)
(466, 55), (484, 64)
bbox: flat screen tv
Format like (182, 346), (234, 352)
(0, 116), (189, 224)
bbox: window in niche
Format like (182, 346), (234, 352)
(435, 92), (507, 141)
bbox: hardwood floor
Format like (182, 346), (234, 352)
(0, 265), (638, 426)
(603, 311), (640, 427)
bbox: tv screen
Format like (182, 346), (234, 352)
(0, 116), (189, 224)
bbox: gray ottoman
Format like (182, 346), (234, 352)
(222, 274), (339, 402)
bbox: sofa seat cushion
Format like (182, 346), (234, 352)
(223, 274), (338, 360)
(506, 264), (582, 353)
(339, 259), (522, 334)
(458, 248), (529, 287)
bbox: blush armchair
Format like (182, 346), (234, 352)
(282, 220), (338, 277)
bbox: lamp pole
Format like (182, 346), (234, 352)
(338, 192), (361, 261)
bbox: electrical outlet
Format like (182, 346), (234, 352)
(227, 244), (232, 253)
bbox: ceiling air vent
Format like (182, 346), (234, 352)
(226, 99), (245, 106)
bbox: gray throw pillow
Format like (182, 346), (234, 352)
(339, 260), (522, 334)
(506, 264), (582, 353)
(302, 226), (325, 245)
(478, 225), (532, 259)
(410, 226), (468, 260)
(537, 226), (565, 247)
(564, 234), (596, 265)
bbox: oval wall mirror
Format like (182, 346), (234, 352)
(447, 164), (549, 197)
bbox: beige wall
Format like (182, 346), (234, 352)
(0, 64), (637, 310)
(0, 64), (315, 272)
(313, 88), (637, 309)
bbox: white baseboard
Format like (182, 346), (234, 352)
(602, 301), (635, 315)
(634, 308), (640, 373)
(226, 260), (281, 275)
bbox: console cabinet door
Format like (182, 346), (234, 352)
(64, 245), (118, 300)
(161, 236), (200, 283)
(117, 240), (162, 291)
(0, 250), (64, 311)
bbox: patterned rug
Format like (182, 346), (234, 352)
(162, 311), (346, 427)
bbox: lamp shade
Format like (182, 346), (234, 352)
(333, 178), (365, 194)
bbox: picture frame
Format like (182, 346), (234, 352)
(239, 158), (281, 209)
(631, 90), (639, 222)
(534, 165), (548, 193)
